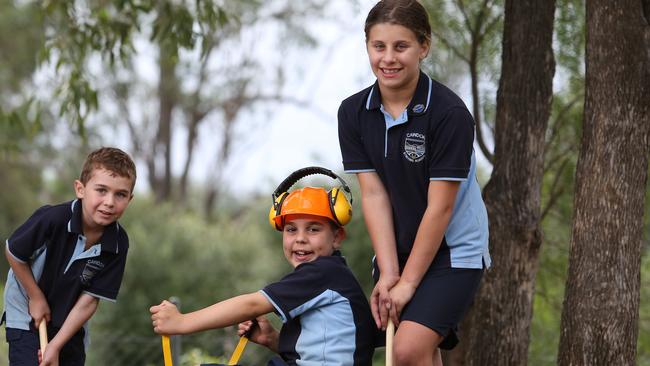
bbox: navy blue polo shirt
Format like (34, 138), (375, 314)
(260, 252), (374, 365)
(338, 71), (491, 269)
(3, 199), (129, 336)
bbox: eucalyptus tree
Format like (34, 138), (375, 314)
(463, 1), (556, 364)
(558, 1), (650, 364)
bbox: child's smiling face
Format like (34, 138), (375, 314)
(74, 167), (134, 231)
(366, 22), (429, 93)
(282, 214), (345, 267)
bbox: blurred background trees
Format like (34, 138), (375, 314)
(0, 0), (648, 365)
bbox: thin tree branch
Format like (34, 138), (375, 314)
(431, 29), (470, 63)
(544, 95), (581, 153)
(541, 158), (570, 221)
(454, 0), (474, 34)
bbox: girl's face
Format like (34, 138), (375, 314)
(366, 23), (429, 94)
(282, 214), (345, 268)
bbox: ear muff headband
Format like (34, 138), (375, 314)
(270, 166), (353, 230)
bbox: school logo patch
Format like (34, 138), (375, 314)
(80, 259), (104, 286)
(403, 133), (426, 162)
(412, 104), (425, 113)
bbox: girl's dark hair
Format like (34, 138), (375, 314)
(364, 0), (432, 45)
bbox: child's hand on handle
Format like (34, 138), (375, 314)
(150, 300), (183, 335)
(38, 346), (60, 366)
(238, 316), (278, 351)
(370, 273), (399, 330)
(29, 294), (51, 330)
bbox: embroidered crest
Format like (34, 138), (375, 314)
(412, 104), (425, 113)
(403, 133), (426, 162)
(80, 259), (105, 286)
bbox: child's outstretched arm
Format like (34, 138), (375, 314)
(238, 316), (279, 353)
(5, 246), (50, 327)
(150, 292), (274, 335)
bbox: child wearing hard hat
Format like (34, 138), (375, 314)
(150, 168), (375, 366)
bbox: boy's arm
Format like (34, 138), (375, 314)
(42, 294), (99, 363)
(151, 292), (275, 336)
(5, 246), (50, 325)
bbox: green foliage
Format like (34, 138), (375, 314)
(555, 0), (585, 91)
(35, 0), (230, 132)
(0, 1), (45, 97)
(0, 100), (44, 153)
(0, 2), (46, 145)
(422, 0), (504, 91)
(529, 205), (572, 364)
(338, 183), (376, 296)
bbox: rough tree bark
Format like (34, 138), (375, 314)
(463, 0), (556, 364)
(557, 1), (650, 364)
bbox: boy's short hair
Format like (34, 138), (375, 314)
(80, 147), (137, 190)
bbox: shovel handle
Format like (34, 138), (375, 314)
(385, 319), (395, 366)
(228, 318), (258, 365)
(38, 319), (48, 353)
(162, 335), (173, 366)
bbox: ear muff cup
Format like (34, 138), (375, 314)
(269, 192), (288, 230)
(329, 187), (352, 226)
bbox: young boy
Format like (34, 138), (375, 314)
(150, 183), (375, 365)
(3, 147), (136, 365)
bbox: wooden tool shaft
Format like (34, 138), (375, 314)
(386, 319), (395, 366)
(38, 319), (48, 353)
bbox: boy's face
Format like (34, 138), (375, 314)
(74, 167), (134, 232)
(282, 214), (345, 268)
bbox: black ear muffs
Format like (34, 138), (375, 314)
(269, 167), (353, 230)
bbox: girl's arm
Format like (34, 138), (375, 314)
(357, 172), (400, 330)
(150, 292), (275, 335)
(389, 180), (459, 323)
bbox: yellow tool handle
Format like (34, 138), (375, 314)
(38, 319), (48, 353)
(385, 319), (395, 366)
(162, 335), (173, 366)
(228, 336), (249, 365)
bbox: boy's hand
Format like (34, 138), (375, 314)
(238, 316), (276, 348)
(29, 294), (51, 329)
(370, 274), (399, 331)
(38, 343), (60, 366)
(150, 300), (183, 335)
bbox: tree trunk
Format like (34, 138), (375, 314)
(152, 40), (177, 202)
(463, 0), (556, 364)
(557, 1), (650, 364)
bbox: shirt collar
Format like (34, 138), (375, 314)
(365, 71), (432, 116)
(67, 199), (121, 254)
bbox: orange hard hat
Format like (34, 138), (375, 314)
(269, 186), (351, 230)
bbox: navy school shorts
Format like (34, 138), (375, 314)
(373, 260), (483, 350)
(5, 327), (85, 366)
